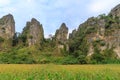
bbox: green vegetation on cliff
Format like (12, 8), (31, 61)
(0, 4), (120, 64)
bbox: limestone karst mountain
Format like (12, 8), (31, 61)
(50, 23), (69, 55)
(69, 4), (120, 59)
(0, 4), (120, 64)
(55, 23), (68, 49)
(0, 14), (15, 49)
(0, 14), (15, 39)
(22, 18), (44, 47)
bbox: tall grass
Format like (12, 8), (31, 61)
(0, 64), (119, 80)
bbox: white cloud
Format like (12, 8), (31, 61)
(88, 0), (120, 14)
(0, 0), (11, 7)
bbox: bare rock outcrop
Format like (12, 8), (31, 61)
(54, 23), (68, 53)
(55, 23), (68, 45)
(22, 18), (44, 46)
(0, 14), (15, 39)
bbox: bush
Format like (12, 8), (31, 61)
(77, 55), (87, 64)
(61, 56), (79, 64)
(91, 53), (105, 64)
(0, 48), (35, 64)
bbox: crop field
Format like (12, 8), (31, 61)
(0, 64), (119, 80)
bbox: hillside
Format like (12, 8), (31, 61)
(0, 4), (120, 64)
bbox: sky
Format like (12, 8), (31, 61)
(0, 0), (120, 37)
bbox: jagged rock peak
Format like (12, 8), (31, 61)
(31, 18), (40, 24)
(3, 14), (13, 18)
(2, 14), (15, 22)
(59, 23), (68, 30)
(5, 13), (13, 17)
(31, 18), (37, 21)
(55, 23), (68, 44)
(0, 14), (15, 39)
(23, 18), (44, 46)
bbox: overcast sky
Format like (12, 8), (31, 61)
(0, 0), (120, 37)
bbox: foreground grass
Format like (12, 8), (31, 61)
(0, 64), (119, 80)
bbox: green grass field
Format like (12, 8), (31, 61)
(0, 64), (119, 80)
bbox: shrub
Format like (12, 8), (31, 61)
(77, 55), (87, 64)
(61, 56), (78, 64)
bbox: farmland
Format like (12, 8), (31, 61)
(0, 64), (119, 80)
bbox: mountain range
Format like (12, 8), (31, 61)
(0, 4), (120, 64)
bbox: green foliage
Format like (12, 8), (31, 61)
(86, 27), (96, 34)
(90, 44), (104, 64)
(60, 56), (79, 64)
(18, 34), (27, 44)
(12, 33), (18, 46)
(77, 55), (87, 64)
(0, 37), (4, 43)
(104, 14), (120, 36)
(91, 53), (105, 64)
(98, 14), (106, 19)
(0, 47), (35, 64)
(90, 45), (118, 64)
(69, 28), (90, 64)
(41, 38), (56, 51)
(103, 47), (116, 58)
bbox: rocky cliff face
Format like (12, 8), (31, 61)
(54, 23), (68, 55)
(0, 4), (120, 58)
(55, 23), (68, 45)
(22, 18), (44, 46)
(69, 29), (77, 39)
(0, 14), (15, 39)
(110, 4), (120, 18)
(69, 4), (120, 58)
